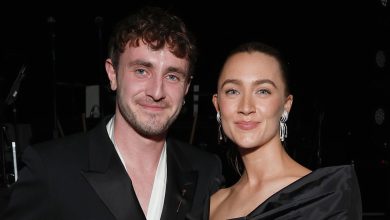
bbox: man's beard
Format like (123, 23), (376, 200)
(117, 97), (181, 138)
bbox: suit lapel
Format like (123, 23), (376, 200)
(81, 118), (146, 220)
(160, 139), (198, 220)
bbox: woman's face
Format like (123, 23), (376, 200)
(213, 51), (292, 149)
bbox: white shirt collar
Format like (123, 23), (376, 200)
(106, 116), (167, 220)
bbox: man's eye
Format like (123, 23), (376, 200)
(135, 69), (146, 75)
(166, 74), (180, 81)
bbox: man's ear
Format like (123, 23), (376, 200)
(105, 58), (117, 90)
(184, 77), (192, 95)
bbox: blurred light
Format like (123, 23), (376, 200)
(374, 108), (385, 125)
(375, 50), (386, 68)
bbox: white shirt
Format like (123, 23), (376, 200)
(106, 116), (167, 220)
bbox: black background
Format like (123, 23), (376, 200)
(0, 0), (389, 217)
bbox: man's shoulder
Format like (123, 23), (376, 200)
(166, 138), (222, 171)
(167, 138), (215, 158)
(24, 132), (88, 161)
(29, 117), (108, 154)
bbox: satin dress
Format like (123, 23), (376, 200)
(206, 165), (362, 220)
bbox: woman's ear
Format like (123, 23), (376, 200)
(212, 94), (219, 112)
(284, 94), (293, 113)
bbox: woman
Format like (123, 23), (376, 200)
(209, 42), (362, 219)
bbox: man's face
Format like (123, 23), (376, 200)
(106, 41), (190, 138)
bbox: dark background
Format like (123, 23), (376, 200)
(1, 0), (389, 218)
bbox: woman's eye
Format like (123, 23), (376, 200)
(257, 89), (271, 95)
(226, 89), (239, 95)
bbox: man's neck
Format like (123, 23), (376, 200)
(111, 114), (166, 216)
(113, 114), (165, 170)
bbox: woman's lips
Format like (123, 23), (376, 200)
(235, 121), (259, 130)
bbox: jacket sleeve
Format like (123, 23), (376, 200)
(1, 146), (58, 220)
(209, 154), (225, 196)
(346, 165), (363, 220)
(186, 153), (224, 220)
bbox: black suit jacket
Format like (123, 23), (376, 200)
(1, 118), (223, 220)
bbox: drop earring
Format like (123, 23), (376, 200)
(217, 112), (222, 141)
(280, 111), (289, 142)
(216, 112), (224, 143)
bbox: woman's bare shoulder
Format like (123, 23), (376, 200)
(210, 187), (231, 214)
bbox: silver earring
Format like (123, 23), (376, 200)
(183, 100), (186, 105)
(216, 112), (223, 142)
(216, 112), (221, 123)
(280, 111), (288, 142)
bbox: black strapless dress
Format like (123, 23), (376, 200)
(205, 165), (362, 220)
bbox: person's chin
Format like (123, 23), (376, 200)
(234, 138), (259, 149)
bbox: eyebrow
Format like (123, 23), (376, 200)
(221, 78), (277, 88)
(167, 66), (187, 78)
(129, 60), (188, 77)
(129, 60), (153, 68)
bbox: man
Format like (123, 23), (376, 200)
(2, 6), (223, 220)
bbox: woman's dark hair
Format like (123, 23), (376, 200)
(224, 41), (291, 96)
